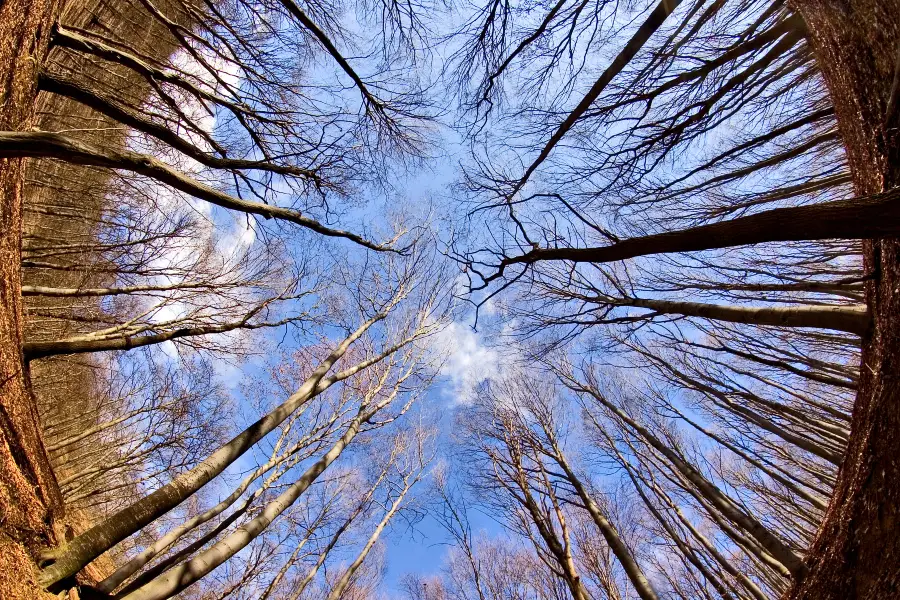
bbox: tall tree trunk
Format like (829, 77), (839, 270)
(498, 188), (900, 270)
(324, 472), (418, 600)
(0, 0), (64, 559)
(787, 0), (900, 597)
(38, 313), (388, 590)
(624, 297), (868, 334)
(547, 438), (659, 600)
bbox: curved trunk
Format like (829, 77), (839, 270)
(0, 132), (387, 251)
(0, 0), (65, 565)
(786, 0), (900, 597)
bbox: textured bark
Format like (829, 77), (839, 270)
(37, 72), (320, 181)
(22, 283), (220, 297)
(97, 444), (298, 593)
(23, 314), (296, 359)
(22, 1), (196, 570)
(0, 0), (65, 561)
(623, 297), (869, 335)
(786, 0), (900, 597)
(119, 392), (392, 600)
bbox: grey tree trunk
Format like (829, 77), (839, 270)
(547, 436), (659, 600)
(569, 376), (808, 578)
(120, 392), (392, 600)
(39, 311), (390, 588)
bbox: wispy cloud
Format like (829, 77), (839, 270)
(434, 320), (524, 403)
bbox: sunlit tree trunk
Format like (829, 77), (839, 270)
(787, 0), (900, 596)
(38, 310), (391, 589)
(325, 470), (420, 600)
(0, 0), (65, 556)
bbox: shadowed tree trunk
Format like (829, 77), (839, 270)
(786, 0), (900, 597)
(0, 0), (65, 560)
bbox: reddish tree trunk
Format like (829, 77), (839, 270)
(0, 0), (64, 561)
(787, 0), (900, 597)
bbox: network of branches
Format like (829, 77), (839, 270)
(1, 0), (896, 598)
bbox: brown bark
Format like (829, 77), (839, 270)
(786, 0), (900, 597)
(496, 187), (900, 271)
(37, 72), (321, 181)
(0, 132), (389, 251)
(0, 0), (65, 563)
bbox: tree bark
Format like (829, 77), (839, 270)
(21, 283), (219, 298)
(120, 397), (383, 600)
(622, 297), (869, 335)
(23, 315), (298, 360)
(785, 0), (900, 597)
(508, 0), (685, 198)
(37, 72), (321, 181)
(38, 312), (386, 589)
(496, 187), (900, 272)
(0, 0), (64, 560)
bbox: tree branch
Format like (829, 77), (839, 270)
(0, 131), (394, 252)
(489, 187), (900, 277)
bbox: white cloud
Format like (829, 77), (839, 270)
(434, 322), (503, 403)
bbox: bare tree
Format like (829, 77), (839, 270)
(38, 248), (450, 591)
(445, 0), (900, 593)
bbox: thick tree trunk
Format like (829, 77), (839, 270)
(786, 0), (900, 597)
(0, 0), (64, 565)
